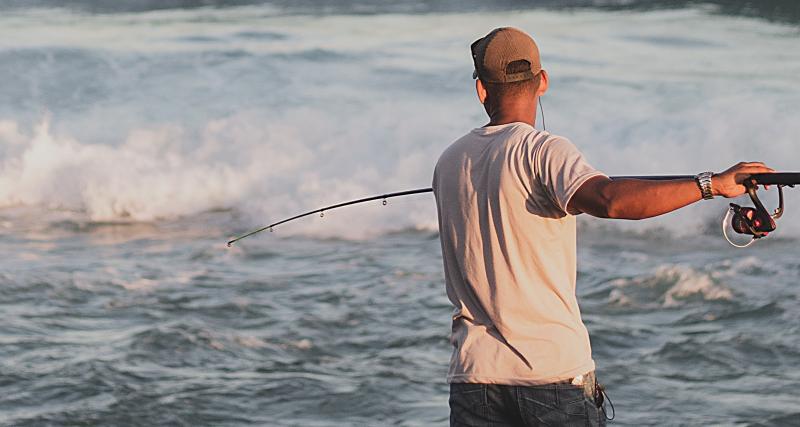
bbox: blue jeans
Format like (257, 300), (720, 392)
(449, 382), (606, 427)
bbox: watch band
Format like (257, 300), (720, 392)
(695, 171), (714, 200)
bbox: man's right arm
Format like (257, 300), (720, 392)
(567, 162), (775, 219)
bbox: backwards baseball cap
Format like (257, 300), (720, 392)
(471, 27), (542, 84)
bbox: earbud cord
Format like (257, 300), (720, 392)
(538, 97), (546, 131)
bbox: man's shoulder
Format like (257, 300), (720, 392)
(534, 133), (583, 161)
(501, 127), (579, 164)
(435, 130), (479, 166)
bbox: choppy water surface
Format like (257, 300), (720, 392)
(1, 2), (799, 426)
(3, 218), (799, 425)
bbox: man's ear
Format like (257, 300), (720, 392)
(476, 79), (488, 104)
(536, 70), (549, 97)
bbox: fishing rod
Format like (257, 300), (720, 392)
(226, 188), (432, 247)
(226, 173), (800, 248)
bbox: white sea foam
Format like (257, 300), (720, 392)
(609, 264), (734, 307)
(0, 119), (248, 221)
(658, 265), (734, 307)
(0, 113), (441, 237)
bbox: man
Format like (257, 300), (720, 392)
(431, 27), (773, 426)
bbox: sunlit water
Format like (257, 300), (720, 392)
(1, 2), (799, 426)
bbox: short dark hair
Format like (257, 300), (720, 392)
(482, 59), (540, 109)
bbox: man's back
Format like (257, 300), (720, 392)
(433, 122), (604, 384)
(441, 26), (772, 426)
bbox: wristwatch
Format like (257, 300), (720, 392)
(695, 171), (714, 200)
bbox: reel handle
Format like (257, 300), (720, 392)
(745, 177), (784, 220)
(740, 179), (777, 238)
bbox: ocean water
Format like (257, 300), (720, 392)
(1, 1), (799, 426)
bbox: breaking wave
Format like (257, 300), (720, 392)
(607, 264), (734, 308)
(0, 116), (440, 237)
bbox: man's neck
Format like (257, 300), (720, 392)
(485, 102), (537, 128)
(486, 114), (535, 127)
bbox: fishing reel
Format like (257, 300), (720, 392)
(722, 176), (791, 248)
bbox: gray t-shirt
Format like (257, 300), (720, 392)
(432, 122), (605, 385)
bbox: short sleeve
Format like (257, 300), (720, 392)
(535, 136), (606, 214)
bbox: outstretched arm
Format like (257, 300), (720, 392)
(567, 162), (775, 219)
